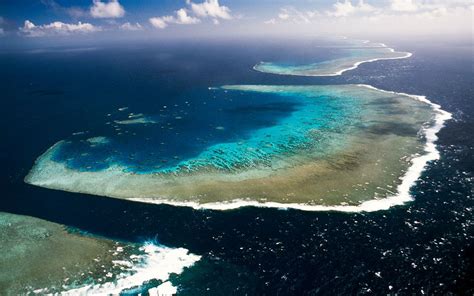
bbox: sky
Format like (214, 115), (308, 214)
(0, 0), (472, 42)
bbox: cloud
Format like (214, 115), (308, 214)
(390, 0), (419, 12)
(149, 17), (170, 29)
(20, 20), (99, 37)
(149, 0), (232, 30)
(149, 8), (200, 29)
(328, 0), (376, 17)
(264, 18), (277, 25)
(261, 0), (471, 36)
(278, 12), (290, 20)
(265, 7), (318, 24)
(187, 0), (232, 20)
(120, 22), (143, 31)
(175, 8), (201, 24)
(90, 0), (125, 18)
(388, 0), (469, 13)
(267, 0), (468, 25)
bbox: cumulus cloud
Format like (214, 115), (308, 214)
(328, 0), (376, 17)
(278, 12), (290, 20)
(149, 0), (232, 30)
(187, 0), (232, 20)
(120, 22), (143, 31)
(265, 7), (318, 24)
(20, 20), (99, 37)
(90, 0), (125, 18)
(149, 17), (170, 29)
(390, 0), (419, 12)
(149, 8), (200, 29)
(175, 8), (201, 24)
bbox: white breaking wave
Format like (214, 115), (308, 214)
(326, 51), (412, 77)
(52, 243), (201, 295)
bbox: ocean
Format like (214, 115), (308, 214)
(0, 37), (473, 294)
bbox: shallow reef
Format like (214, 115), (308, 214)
(25, 84), (441, 211)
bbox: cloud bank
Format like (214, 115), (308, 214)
(20, 20), (99, 37)
(263, 0), (472, 37)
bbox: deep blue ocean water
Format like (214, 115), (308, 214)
(1, 38), (473, 295)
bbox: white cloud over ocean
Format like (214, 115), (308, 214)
(262, 0), (472, 36)
(20, 20), (99, 37)
(328, 0), (375, 17)
(188, 0), (232, 20)
(390, 0), (419, 12)
(90, 0), (125, 18)
(149, 9), (200, 29)
(120, 22), (143, 31)
(149, 0), (232, 30)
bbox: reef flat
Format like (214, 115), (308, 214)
(25, 84), (442, 211)
(254, 43), (411, 76)
(0, 212), (200, 295)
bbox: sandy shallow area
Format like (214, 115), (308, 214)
(0, 212), (121, 294)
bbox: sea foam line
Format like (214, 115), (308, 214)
(253, 43), (412, 77)
(128, 84), (451, 213)
(48, 243), (201, 296)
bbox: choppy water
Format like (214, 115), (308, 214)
(1, 38), (473, 294)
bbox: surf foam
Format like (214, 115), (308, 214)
(53, 243), (201, 295)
